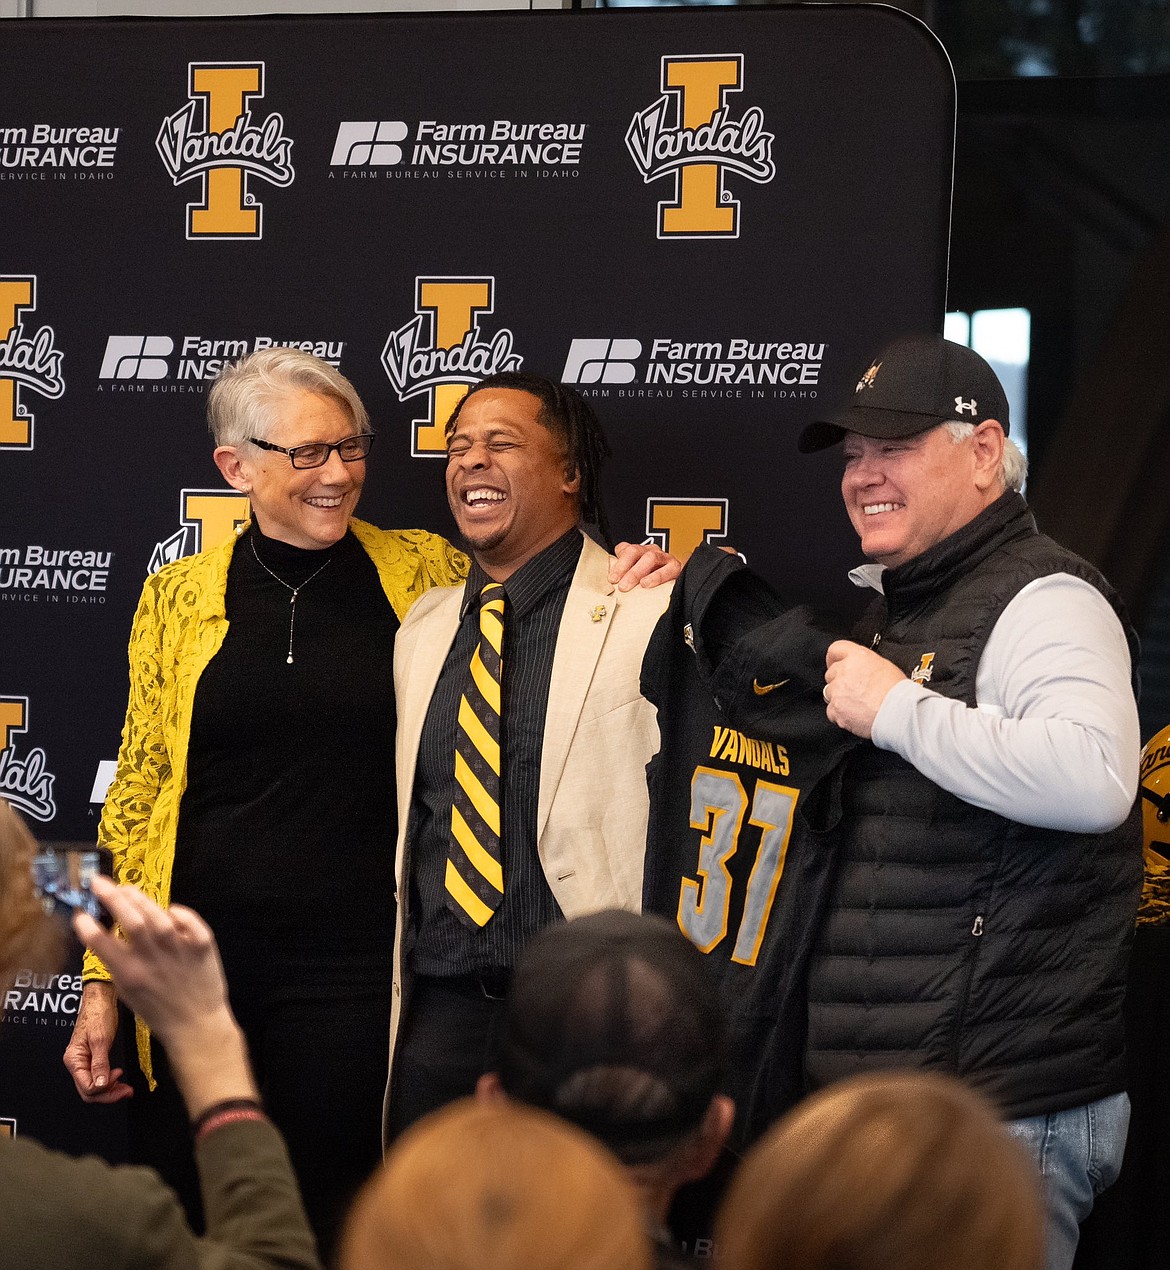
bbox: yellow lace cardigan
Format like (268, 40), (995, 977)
(85, 518), (468, 1084)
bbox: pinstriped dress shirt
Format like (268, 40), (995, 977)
(408, 529), (583, 975)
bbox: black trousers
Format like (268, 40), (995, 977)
(385, 973), (511, 1141)
(126, 972), (392, 1267)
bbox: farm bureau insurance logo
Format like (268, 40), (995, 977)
(381, 277), (523, 457)
(98, 333), (343, 393)
(0, 696), (57, 822)
(329, 118), (585, 178)
(4, 971), (83, 1028)
(156, 62), (295, 240)
(0, 122), (119, 177)
(626, 54), (775, 239)
(0, 276), (64, 451)
(0, 542), (112, 603)
(561, 335), (823, 398)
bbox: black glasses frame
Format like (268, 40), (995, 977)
(248, 433), (375, 470)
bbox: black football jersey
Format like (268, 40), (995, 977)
(642, 546), (858, 1146)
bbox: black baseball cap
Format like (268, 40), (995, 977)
(798, 333), (1011, 453)
(497, 910), (726, 1165)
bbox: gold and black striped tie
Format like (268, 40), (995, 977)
(446, 581), (506, 927)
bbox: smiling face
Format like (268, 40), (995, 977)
(840, 422), (1005, 568)
(445, 387), (581, 580)
(213, 389), (365, 550)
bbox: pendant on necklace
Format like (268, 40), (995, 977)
(250, 536), (331, 667)
(287, 590), (299, 664)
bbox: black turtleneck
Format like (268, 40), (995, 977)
(171, 525), (399, 974)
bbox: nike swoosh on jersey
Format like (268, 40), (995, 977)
(753, 678), (790, 696)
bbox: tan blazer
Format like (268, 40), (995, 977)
(384, 533), (670, 1120)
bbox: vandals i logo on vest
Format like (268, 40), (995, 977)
(156, 62), (295, 240)
(381, 276), (523, 457)
(149, 487), (249, 575)
(0, 275), (64, 451)
(0, 697), (57, 823)
(626, 53), (776, 240)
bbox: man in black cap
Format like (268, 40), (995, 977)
(791, 334), (1141, 1270)
(477, 909), (734, 1269)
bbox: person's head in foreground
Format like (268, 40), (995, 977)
(715, 1069), (1045, 1270)
(480, 909), (733, 1224)
(338, 1097), (651, 1270)
(799, 333), (1029, 569)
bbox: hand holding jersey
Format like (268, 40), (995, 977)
(821, 639), (908, 739)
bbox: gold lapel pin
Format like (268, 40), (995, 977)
(590, 605), (607, 623)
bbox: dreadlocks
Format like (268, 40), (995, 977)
(445, 372), (615, 551)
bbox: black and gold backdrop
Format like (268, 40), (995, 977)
(0, 5), (951, 1153)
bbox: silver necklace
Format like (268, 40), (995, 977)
(249, 537), (333, 665)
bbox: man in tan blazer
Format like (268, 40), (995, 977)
(384, 373), (675, 1138)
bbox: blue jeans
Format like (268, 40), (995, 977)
(1004, 1092), (1130, 1270)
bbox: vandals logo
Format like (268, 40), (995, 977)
(0, 276), (64, 451)
(644, 498), (729, 563)
(910, 653), (936, 686)
(156, 62), (295, 240)
(381, 277), (523, 457)
(626, 54), (776, 239)
(150, 488), (249, 574)
(0, 697), (57, 822)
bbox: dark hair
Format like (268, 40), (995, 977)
(445, 372), (614, 550)
(497, 910), (726, 1166)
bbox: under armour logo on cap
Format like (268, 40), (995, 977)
(797, 335), (1011, 453)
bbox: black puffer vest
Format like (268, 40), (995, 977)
(805, 492), (1142, 1118)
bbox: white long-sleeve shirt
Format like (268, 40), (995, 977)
(854, 568), (1139, 833)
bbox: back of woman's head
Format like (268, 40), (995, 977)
(716, 1071), (1044, 1270)
(340, 1098), (652, 1270)
(0, 798), (63, 991)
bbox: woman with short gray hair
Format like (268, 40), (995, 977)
(64, 348), (468, 1260)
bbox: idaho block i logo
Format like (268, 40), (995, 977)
(156, 62), (295, 241)
(626, 54), (776, 240)
(0, 696), (57, 823)
(150, 488), (250, 574)
(0, 276), (65, 451)
(645, 498), (729, 563)
(381, 277), (523, 457)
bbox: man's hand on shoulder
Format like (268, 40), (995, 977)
(610, 542), (681, 591)
(824, 640), (908, 739)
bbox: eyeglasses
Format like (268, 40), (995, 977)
(248, 433), (375, 470)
